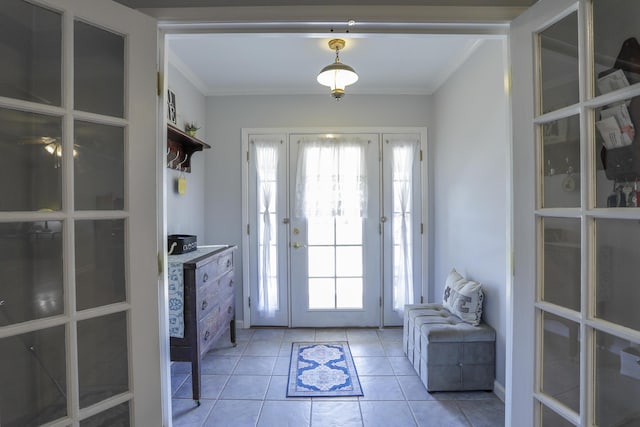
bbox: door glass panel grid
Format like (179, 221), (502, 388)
(535, 8), (580, 117)
(534, 308), (582, 427)
(540, 216), (581, 311)
(307, 217), (364, 311)
(591, 94), (640, 208)
(0, 0), (63, 106)
(535, 210), (585, 425)
(538, 115), (582, 209)
(536, 400), (578, 427)
(592, 0), (640, 99)
(592, 327), (640, 427)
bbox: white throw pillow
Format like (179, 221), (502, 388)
(442, 268), (484, 326)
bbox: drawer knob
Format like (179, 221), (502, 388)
(227, 306), (232, 314)
(228, 279), (233, 287)
(201, 300), (208, 311)
(204, 331), (210, 341)
(226, 259), (232, 268)
(203, 273), (209, 283)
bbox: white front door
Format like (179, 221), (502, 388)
(247, 133), (289, 326)
(0, 1), (160, 425)
(382, 134), (424, 326)
(511, 0), (640, 426)
(289, 133), (381, 327)
(244, 128), (425, 328)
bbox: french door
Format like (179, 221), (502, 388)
(0, 1), (161, 426)
(511, 0), (640, 426)
(288, 133), (381, 327)
(244, 128), (424, 328)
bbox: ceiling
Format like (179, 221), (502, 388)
(118, 0), (536, 7)
(118, 0), (537, 97)
(167, 34), (488, 96)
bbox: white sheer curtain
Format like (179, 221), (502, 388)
(294, 137), (368, 218)
(392, 141), (416, 312)
(254, 140), (279, 317)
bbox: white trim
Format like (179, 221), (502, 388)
(158, 28), (173, 427)
(494, 379), (506, 402)
(430, 39), (485, 93)
(241, 126), (427, 329)
(147, 6), (522, 30)
(167, 46), (209, 95)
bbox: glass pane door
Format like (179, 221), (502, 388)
(0, 0), (159, 425)
(289, 133), (381, 327)
(382, 134), (424, 326)
(512, 0), (640, 425)
(247, 134), (288, 326)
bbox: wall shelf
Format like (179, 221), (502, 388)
(167, 124), (211, 173)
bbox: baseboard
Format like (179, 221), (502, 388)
(493, 379), (505, 402)
(235, 320), (245, 329)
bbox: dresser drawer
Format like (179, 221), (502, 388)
(215, 270), (235, 301)
(198, 309), (220, 355)
(219, 295), (235, 328)
(195, 270), (234, 320)
(197, 252), (233, 285)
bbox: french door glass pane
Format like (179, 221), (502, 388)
(541, 312), (580, 412)
(75, 220), (125, 311)
(78, 312), (128, 408)
(541, 404), (575, 427)
(336, 278), (363, 309)
(594, 330), (640, 426)
(594, 95), (640, 207)
(336, 246), (362, 276)
(542, 218), (580, 311)
(0, 108), (63, 212)
(541, 115), (580, 208)
(74, 21), (125, 118)
(307, 217), (365, 310)
(595, 219), (640, 330)
(0, 1), (61, 106)
(308, 246), (334, 277)
(308, 218), (334, 245)
(80, 401), (130, 427)
(308, 278), (334, 309)
(74, 121), (125, 210)
(0, 222), (63, 325)
(336, 217), (361, 245)
(539, 12), (579, 114)
(0, 325), (67, 426)
(593, 0), (640, 95)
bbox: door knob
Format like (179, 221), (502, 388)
(292, 242), (302, 249)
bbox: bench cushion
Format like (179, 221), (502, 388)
(404, 303), (495, 392)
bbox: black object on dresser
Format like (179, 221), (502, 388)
(169, 245), (237, 404)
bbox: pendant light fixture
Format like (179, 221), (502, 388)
(317, 38), (358, 100)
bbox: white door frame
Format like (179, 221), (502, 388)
(0, 0), (164, 425)
(156, 10), (516, 425)
(509, 1), (579, 426)
(241, 127), (429, 328)
(288, 131), (382, 328)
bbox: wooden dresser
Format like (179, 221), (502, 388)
(168, 245), (237, 403)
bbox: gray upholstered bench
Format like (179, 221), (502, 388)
(403, 303), (495, 391)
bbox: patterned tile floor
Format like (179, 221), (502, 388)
(171, 327), (505, 427)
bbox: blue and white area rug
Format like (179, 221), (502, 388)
(287, 341), (363, 397)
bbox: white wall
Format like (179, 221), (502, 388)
(166, 62), (207, 242)
(431, 39), (509, 389)
(203, 94), (433, 320)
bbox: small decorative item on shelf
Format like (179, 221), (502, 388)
(184, 122), (200, 137)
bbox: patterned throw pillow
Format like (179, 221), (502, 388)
(442, 268), (484, 326)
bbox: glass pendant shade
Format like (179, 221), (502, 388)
(317, 39), (358, 99)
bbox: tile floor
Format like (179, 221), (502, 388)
(171, 327), (505, 427)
